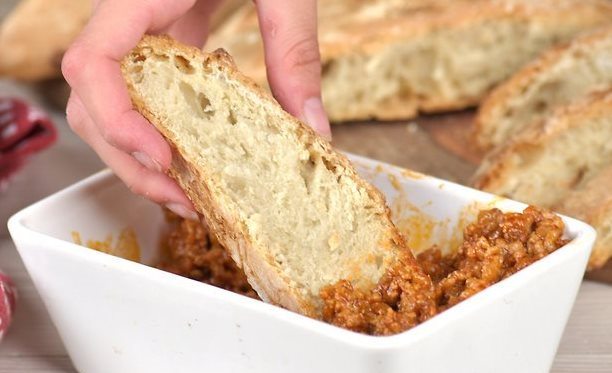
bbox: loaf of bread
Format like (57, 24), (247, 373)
(475, 26), (612, 151)
(0, 0), (91, 81)
(557, 167), (612, 269)
(208, 0), (612, 122)
(473, 90), (612, 269)
(0, 0), (246, 82)
(121, 35), (433, 316)
(473, 89), (612, 211)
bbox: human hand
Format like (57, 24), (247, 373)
(62, 0), (330, 219)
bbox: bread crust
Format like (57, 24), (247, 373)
(475, 25), (612, 150)
(556, 167), (612, 269)
(473, 89), (612, 194)
(121, 35), (414, 316)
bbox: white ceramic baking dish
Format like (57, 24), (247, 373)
(8, 154), (595, 373)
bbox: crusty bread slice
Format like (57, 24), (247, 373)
(121, 35), (430, 316)
(207, 0), (612, 122)
(556, 167), (612, 269)
(473, 89), (612, 209)
(475, 26), (612, 151)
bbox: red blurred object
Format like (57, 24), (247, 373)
(0, 271), (17, 340)
(0, 97), (53, 339)
(0, 97), (57, 191)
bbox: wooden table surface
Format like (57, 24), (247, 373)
(1, 78), (612, 372)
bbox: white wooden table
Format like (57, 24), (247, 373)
(0, 78), (611, 372)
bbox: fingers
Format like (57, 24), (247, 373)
(254, 0), (331, 139)
(61, 0), (197, 170)
(62, 0), (205, 217)
(67, 92), (197, 220)
(165, 0), (223, 47)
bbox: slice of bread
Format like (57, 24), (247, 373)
(473, 89), (612, 209)
(556, 167), (612, 269)
(121, 35), (431, 316)
(475, 26), (612, 151)
(207, 0), (612, 122)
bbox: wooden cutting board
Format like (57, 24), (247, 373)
(331, 110), (483, 184)
(417, 110), (485, 165)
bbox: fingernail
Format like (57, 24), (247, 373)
(132, 151), (162, 172)
(166, 202), (199, 220)
(302, 97), (332, 141)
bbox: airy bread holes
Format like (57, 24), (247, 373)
(202, 61), (213, 74)
(174, 55), (195, 74)
(199, 93), (213, 114)
(300, 150), (318, 194)
(128, 65), (144, 83)
(228, 109), (238, 125)
(152, 53), (169, 62)
(179, 82), (214, 119)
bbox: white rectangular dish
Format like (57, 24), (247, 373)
(8, 154), (595, 373)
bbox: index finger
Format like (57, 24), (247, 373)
(254, 0), (331, 138)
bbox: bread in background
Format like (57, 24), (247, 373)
(0, 0), (91, 81)
(473, 90), (612, 269)
(209, 0), (247, 32)
(475, 26), (612, 151)
(0, 0), (245, 81)
(208, 0), (612, 122)
(557, 167), (612, 270)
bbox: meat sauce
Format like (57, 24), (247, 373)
(320, 252), (437, 336)
(157, 210), (259, 299)
(159, 206), (567, 336)
(419, 206), (567, 312)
